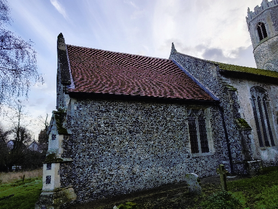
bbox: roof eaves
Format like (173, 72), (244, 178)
(219, 69), (278, 84)
(213, 61), (278, 80)
(68, 91), (218, 105)
(171, 48), (278, 80)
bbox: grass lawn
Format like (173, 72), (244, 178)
(194, 167), (278, 209)
(1, 167), (278, 209)
(112, 167), (278, 209)
(225, 169), (278, 209)
(0, 168), (42, 184)
(0, 170), (42, 209)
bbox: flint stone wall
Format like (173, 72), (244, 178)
(170, 51), (249, 174)
(222, 76), (278, 165)
(247, 4), (278, 70)
(253, 35), (278, 70)
(60, 98), (227, 202)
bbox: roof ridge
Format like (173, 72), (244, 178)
(66, 44), (170, 61)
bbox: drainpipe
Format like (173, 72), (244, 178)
(219, 105), (234, 174)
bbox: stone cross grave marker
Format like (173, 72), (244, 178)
(216, 164), (228, 191)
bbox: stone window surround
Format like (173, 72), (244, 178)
(186, 108), (214, 157)
(256, 22), (268, 41)
(250, 86), (276, 148)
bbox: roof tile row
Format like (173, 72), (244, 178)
(66, 45), (214, 101)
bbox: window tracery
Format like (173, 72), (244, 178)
(257, 22), (268, 41)
(187, 109), (209, 154)
(250, 86), (275, 147)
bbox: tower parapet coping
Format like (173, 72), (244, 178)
(246, 0), (278, 23)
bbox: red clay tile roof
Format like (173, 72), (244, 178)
(66, 45), (214, 101)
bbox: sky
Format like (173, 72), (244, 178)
(1, 0), (263, 140)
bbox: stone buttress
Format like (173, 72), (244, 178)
(169, 43), (263, 175)
(35, 34), (76, 209)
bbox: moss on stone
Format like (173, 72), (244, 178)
(235, 118), (251, 129)
(213, 62), (278, 79)
(225, 84), (237, 91)
(53, 108), (69, 135)
(44, 153), (63, 163)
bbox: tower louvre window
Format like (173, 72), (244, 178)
(257, 22), (268, 41)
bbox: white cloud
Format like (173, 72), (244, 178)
(124, 0), (138, 9)
(50, 0), (68, 19)
(152, 0), (261, 64)
(3, 0), (265, 138)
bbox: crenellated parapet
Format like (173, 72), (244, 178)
(246, 0), (278, 70)
(247, 0), (278, 23)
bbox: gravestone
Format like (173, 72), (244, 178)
(185, 173), (202, 195)
(216, 164), (228, 191)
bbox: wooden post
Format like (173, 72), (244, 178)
(216, 164), (228, 191)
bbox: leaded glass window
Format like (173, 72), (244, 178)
(188, 116), (199, 153)
(188, 109), (210, 154)
(251, 96), (264, 147)
(199, 115), (209, 153)
(250, 86), (275, 147)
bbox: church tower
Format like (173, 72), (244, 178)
(247, 0), (278, 71)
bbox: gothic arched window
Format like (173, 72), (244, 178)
(188, 109), (210, 154)
(250, 87), (275, 147)
(257, 22), (268, 41)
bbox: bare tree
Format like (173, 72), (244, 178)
(3, 100), (31, 168)
(0, 123), (10, 171)
(37, 113), (49, 153)
(0, 122), (10, 143)
(38, 113), (49, 131)
(10, 100), (31, 145)
(0, 0), (42, 106)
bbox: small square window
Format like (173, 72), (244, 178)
(46, 175), (51, 184)
(52, 134), (56, 140)
(46, 163), (51, 170)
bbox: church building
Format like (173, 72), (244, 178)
(36, 0), (278, 208)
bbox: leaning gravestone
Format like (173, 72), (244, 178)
(185, 173), (202, 195)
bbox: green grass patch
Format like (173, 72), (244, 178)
(227, 170), (278, 208)
(201, 190), (242, 209)
(0, 178), (42, 209)
(198, 169), (278, 209)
